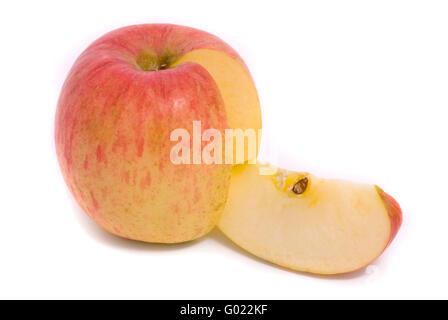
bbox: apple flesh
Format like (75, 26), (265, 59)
(55, 24), (261, 243)
(218, 163), (402, 274)
(172, 49), (262, 163)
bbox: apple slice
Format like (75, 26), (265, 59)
(218, 163), (402, 274)
(172, 49), (262, 163)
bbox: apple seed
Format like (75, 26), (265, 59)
(292, 177), (308, 195)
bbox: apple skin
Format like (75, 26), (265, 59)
(376, 187), (403, 247)
(55, 24), (253, 243)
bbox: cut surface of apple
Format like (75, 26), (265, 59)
(173, 49), (261, 136)
(173, 49), (262, 163)
(218, 163), (402, 274)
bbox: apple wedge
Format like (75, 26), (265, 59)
(218, 163), (402, 274)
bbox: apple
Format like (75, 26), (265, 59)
(218, 163), (402, 274)
(55, 24), (262, 243)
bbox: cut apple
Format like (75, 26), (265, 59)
(172, 49), (262, 163)
(55, 24), (263, 244)
(218, 163), (402, 274)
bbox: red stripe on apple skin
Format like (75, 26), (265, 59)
(375, 186), (403, 247)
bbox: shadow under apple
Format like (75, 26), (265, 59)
(70, 193), (383, 279)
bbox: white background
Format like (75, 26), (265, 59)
(1, 0), (447, 299)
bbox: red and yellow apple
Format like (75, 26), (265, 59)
(55, 24), (261, 243)
(218, 163), (402, 274)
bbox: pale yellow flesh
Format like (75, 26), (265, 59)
(218, 164), (391, 274)
(173, 49), (262, 163)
